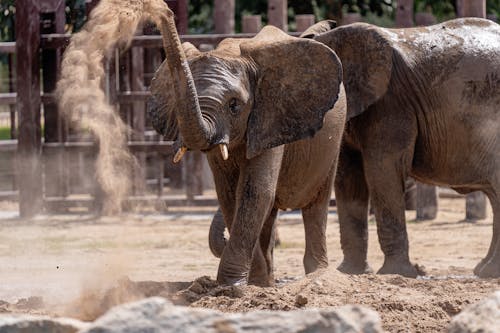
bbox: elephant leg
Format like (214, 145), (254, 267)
(364, 157), (418, 278)
(216, 147), (283, 285)
(475, 191), (500, 277)
(209, 207), (226, 258)
(301, 170), (335, 274)
(334, 147), (372, 274)
(248, 207), (278, 286)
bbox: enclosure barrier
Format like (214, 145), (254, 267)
(0, 0), (492, 218)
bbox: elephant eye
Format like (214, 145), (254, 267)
(228, 98), (241, 115)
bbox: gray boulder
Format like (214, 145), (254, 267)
(81, 297), (383, 333)
(0, 315), (88, 333)
(448, 291), (500, 333)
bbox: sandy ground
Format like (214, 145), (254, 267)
(0, 197), (498, 332)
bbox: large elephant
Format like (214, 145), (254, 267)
(311, 18), (500, 278)
(148, 23), (346, 286)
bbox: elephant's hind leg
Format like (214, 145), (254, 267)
(335, 147), (373, 274)
(248, 207), (278, 286)
(301, 170), (334, 274)
(475, 190), (500, 278)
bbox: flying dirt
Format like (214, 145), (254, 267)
(56, 0), (177, 213)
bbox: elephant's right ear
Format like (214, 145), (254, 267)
(147, 43), (201, 139)
(315, 23), (393, 120)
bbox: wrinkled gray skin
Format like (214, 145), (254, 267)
(313, 18), (500, 278)
(207, 23), (339, 259)
(148, 25), (346, 286)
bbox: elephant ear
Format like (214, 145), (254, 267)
(300, 20), (337, 39)
(147, 43), (201, 139)
(241, 26), (343, 159)
(315, 23), (393, 120)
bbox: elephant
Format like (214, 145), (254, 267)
(207, 23), (340, 260)
(309, 18), (500, 278)
(147, 21), (347, 286)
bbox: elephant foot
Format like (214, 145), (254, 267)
(248, 275), (274, 287)
(473, 258), (488, 276)
(475, 259), (500, 278)
(337, 259), (373, 275)
(217, 275), (248, 286)
(377, 257), (422, 278)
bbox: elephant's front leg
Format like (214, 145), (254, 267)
(364, 156), (418, 278)
(217, 147), (284, 286)
(334, 146), (372, 274)
(248, 207), (278, 286)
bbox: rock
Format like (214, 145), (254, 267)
(294, 294), (308, 307)
(448, 291), (500, 333)
(81, 297), (383, 333)
(0, 315), (88, 333)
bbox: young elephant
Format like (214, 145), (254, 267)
(148, 25), (346, 286)
(312, 18), (500, 278)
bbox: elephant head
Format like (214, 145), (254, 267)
(147, 25), (342, 161)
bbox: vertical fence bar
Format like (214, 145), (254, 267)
(268, 0), (288, 31)
(214, 0), (235, 34)
(395, 0), (414, 27)
(41, 0), (65, 198)
(131, 42), (147, 196)
(16, 0), (42, 217)
(295, 14), (315, 32)
(242, 15), (262, 33)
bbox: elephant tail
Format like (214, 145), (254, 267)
(209, 208), (227, 258)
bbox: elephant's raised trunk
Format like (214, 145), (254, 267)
(155, 11), (214, 151)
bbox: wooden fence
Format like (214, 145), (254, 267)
(0, 0), (492, 218)
(1, 0), (256, 216)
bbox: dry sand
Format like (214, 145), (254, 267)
(0, 197), (498, 332)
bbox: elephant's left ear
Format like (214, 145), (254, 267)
(241, 26), (342, 159)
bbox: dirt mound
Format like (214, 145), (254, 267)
(1, 271), (499, 331)
(181, 270), (500, 332)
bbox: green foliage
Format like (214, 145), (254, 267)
(488, 0), (500, 17)
(415, 0), (455, 21)
(65, 0), (87, 33)
(0, 0), (87, 42)
(0, 127), (10, 140)
(0, 0), (15, 42)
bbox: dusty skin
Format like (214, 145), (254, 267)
(0, 197), (498, 332)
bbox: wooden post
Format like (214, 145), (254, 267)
(456, 0), (486, 18)
(242, 15), (262, 33)
(416, 183), (438, 220)
(214, 0), (235, 34)
(268, 0), (288, 31)
(466, 192), (488, 220)
(8, 55), (16, 139)
(404, 178), (417, 211)
(341, 12), (361, 25)
(295, 14), (315, 32)
(395, 0), (414, 27)
(175, 0), (188, 34)
(131, 43), (146, 196)
(457, 0), (488, 220)
(16, 0), (43, 217)
(41, 0), (65, 198)
(415, 12), (437, 26)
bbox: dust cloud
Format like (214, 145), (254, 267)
(56, 0), (172, 213)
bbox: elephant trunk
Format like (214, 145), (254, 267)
(209, 208), (227, 258)
(156, 11), (214, 150)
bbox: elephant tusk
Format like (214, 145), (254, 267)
(219, 144), (229, 160)
(173, 146), (187, 164)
